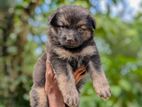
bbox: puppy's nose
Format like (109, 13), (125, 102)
(66, 38), (74, 43)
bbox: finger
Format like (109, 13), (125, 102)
(74, 66), (86, 84)
(46, 62), (54, 79)
(74, 66), (86, 76)
(46, 53), (50, 63)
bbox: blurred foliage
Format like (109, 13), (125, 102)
(0, 0), (142, 107)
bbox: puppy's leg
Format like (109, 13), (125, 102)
(88, 53), (111, 99)
(30, 53), (48, 107)
(30, 85), (48, 107)
(51, 57), (79, 107)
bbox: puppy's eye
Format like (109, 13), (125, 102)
(60, 26), (66, 28)
(78, 26), (87, 32)
(78, 28), (84, 32)
(59, 25), (68, 29)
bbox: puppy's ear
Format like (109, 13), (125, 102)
(91, 18), (96, 29)
(88, 15), (96, 29)
(48, 12), (58, 26)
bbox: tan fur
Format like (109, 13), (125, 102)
(81, 46), (96, 56)
(77, 20), (87, 26)
(35, 87), (47, 107)
(53, 45), (96, 59)
(59, 15), (69, 26)
(49, 27), (57, 35)
(57, 64), (75, 91)
(89, 61), (109, 84)
(89, 61), (111, 99)
(56, 64), (79, 107)
(83, 30), (91, 41)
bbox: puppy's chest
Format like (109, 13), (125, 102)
(52, 45), (96, 70)
(68, 57), (89, 71)
(53, 45), (96, 59)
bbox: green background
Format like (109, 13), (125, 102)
(0, 0), (142, 107)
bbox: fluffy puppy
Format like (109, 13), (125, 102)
(30, 5), (111, 107)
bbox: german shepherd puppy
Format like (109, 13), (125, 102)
(30, 5), (111, 107)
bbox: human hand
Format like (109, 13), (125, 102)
(45, 54), (87, 107)
(45, 57), (65, 107)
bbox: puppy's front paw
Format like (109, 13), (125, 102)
(63, 88), (79, 107)
(93, 77), (111, 100)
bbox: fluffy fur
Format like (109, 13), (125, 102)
(30, 5), (111, 107)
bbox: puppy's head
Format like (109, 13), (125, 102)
(48, 5), (95, 48)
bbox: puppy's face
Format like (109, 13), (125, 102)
(48, 6), (95, 48)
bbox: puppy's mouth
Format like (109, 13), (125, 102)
(65, 42), (79, 48)
(62, 40), (82, 49)
(62, 42), (84, 52)
(61, 36), (93, 52)
(63, 44), (81, 49)
(63, 45), (81, 50)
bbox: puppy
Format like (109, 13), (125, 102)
(30, 5), (111, 107)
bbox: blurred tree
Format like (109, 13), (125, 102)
(0, 0), (16, 10)
(0, 0), (40, 106)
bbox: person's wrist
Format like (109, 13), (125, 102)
(47, 89), (62, 102)
(46, 86), (60, 94)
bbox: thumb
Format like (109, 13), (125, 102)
(46, 61), (54, 79)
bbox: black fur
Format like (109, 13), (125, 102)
(30, 5), (111, 107)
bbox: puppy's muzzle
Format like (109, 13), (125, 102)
(66, 38), (76, 44)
